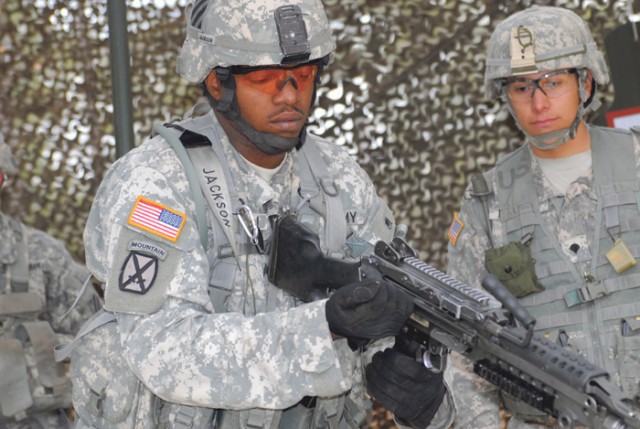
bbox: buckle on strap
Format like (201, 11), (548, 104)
(87, 384), (106, 417)
(247, 409), (268, 428)
(564, 282), (608, 308)
(174, 406), (196, 429)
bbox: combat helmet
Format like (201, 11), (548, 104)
(484, 6), (609, 150)
(176, 0), (336, 83)
(176, 0), (336, 154)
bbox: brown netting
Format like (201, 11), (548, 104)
(0, 1), (631, 426)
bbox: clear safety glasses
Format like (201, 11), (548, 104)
(231, 63), (318, 96)
(502, 69), (578, 104)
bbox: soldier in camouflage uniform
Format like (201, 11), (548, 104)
(69, 0), (453, 428)
(0, 132), (101, 429)
(446, 5), (640, 429)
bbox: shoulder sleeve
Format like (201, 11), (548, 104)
(83, 138), (208, 315)
(446, 184), (494, 287)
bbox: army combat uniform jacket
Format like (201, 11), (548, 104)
(72, 109), (408, 429)
(0, 212), (100, 428)
(446, 125), (640, 428)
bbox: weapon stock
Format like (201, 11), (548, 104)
(267, 215), (640, 429)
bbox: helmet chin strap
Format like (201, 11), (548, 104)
(505, 70), (589, 151)
(203, 72), (305, 155)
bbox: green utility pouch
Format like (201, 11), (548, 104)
(484, 241), (544, 298)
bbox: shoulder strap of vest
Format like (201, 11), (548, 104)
(297, 142), (346, 257)
(631, 125), (640, 144)
(493, 145), (536, 211)
(9, 221), (29, 292)
(590, 125), (636, 184)
(153, 123), (209, 251)
(155, 122), (247, 272)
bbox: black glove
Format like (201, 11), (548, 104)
(366, 348), (446, 429)
(325, 275), (413, 345)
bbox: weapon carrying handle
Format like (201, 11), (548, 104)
(482, 273), (536, 344)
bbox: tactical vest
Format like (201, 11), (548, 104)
(0, 218), (72, 423)
(487, 126), (640, 404)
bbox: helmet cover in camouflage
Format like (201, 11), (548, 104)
(484, 6), (609, 100)
(0, 132), (19, 174)
(176, 0), (336, 83)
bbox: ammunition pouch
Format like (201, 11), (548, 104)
(484, 242), (544, 298)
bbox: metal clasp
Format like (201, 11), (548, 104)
(234, 199), (265, 254)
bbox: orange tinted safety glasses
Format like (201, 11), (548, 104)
(231, 63), (318, 96)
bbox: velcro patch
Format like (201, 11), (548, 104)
(105, 228), (181, 315)
(448, 211), (464, 246)
(510, 25), (538, 75)
(119, 251), (158, 294)
(128, 196), (186, 242)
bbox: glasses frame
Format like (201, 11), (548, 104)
(229, 59), (322, 76)
(501, 68), (578, 103)
(228, 60), (321, 96)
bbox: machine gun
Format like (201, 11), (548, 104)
(267, 215), (640, 429)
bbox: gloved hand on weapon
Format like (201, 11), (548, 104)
(325, 269), (414, 348)
(365, 346), (446, 428)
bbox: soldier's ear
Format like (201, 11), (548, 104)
(205, 71), (223, 101)
(585, 70), (593, 95)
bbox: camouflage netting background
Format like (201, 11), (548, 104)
(0, 0), (635, 267)
(0, 0), (637, 427)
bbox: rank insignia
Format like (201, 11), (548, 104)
(448, 211), (464, 246)
(119, 251), (158, 294)
(128, 196), (186, 242)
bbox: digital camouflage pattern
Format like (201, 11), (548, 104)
(0, 213), (100, 342)
(74, 109), (402, 427)
(450, 9), (638, 425)
(447, 127), (640, 428)
(176, 0), (336, 83)
(1, 136), (101, 427)
(0, 134), (18, 175)
(484, 5), (609, 101)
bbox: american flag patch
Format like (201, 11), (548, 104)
(448, 211), (464, 246)
(128, 196), (186, 242)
